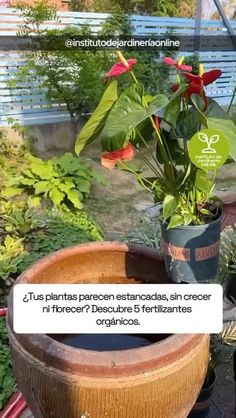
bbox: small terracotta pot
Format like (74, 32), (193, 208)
(7, 242), (209, 418)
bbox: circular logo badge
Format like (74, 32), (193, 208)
(188, 128), (229, 171)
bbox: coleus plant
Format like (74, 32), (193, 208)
(75, 51), (236, 228)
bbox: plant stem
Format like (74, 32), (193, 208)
(118, 161), (153, 193)
(183, 98), (191, 169)
(130, 70), (139, 84)
(136, 148), (161, 178)
(136, 130), (165, 177)
(130, 69), (176, 189)
(227, 85), (236, 114)
(116, 50), (176, 192)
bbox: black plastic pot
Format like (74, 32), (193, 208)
(188, 366), (216, 418)
(161, 212), (222, 283)
(225, 272), (236, 303)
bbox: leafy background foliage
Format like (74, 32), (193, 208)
(0, 133), (103, 284)
(0, 318), (15, 410)
(12, 1), (175, 143)
(18, 210), (103, 273)
(2, 153), (101, 210)
(70, 0), (196, 17)
(0, 131), (104, 408)
(0, 236), (25, 284)
(0, 0), (234, 411)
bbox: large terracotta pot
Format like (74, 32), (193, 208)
(7, 242), (209, 418)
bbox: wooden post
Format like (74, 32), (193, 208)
(194, 0), (202, 51)
(213, 0), (236, 48)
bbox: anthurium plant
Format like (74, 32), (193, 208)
(75, 51), (236, 229)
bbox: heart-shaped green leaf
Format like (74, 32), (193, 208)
(67, 189), (83, 209)
(195, 169), (213, 194)
(167, 214), (184, 229)
(101, 83), (168, 151)
(164, 83), (187, 128)
(163, 194), (179, 220)
(75, 80), (118, 155)
(205, 98), (236, 161)
(1, 187), (23, 197)
(191, 94), (207, 126)
(49, 188), (65, 206)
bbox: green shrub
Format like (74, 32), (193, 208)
(0, 131), (29, 161)
(0, 318), (15, 409)
(0, 135), (31, 187)
(0, 235), (25, 283)
(70, 0), (178, 16)
(123, 213), (161, 248)
(2, 153), (99, 210)
(13, 0), (175, 141)
(19, 210), (103, 272)
(1, 206), (45, 237)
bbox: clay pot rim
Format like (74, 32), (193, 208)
(8, 241), (206, 377)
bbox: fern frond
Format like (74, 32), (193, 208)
(219, 321), (236, 345)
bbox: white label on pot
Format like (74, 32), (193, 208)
(13, 284), (223, 334)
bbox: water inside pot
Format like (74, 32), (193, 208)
(49, 334), (171, 351)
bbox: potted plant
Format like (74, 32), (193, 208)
(75, 51), (236, 283)
(187, 364), (216, 418)
(7, 242), (210, 418)
(219, 224), (236, 302)
(188, 321), (236, 418)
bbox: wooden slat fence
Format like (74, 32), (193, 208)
(0, 7), (235, 126)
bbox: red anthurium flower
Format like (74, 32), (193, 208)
(184, 69), (222, 88)
(186, 82), (204, 97)
(171, 83), (201, 96)
(182, 69), (222, 105)
(172, 68), (220, 96)
(0, 307), (7, 316)
(155, 115), (160, 130)
(171, 82), (208, 108)
(105, 59), (137, 80)
(101, 144), (134, 170)
(163, 57), (192, 72)
(171, 84), (179, 93)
